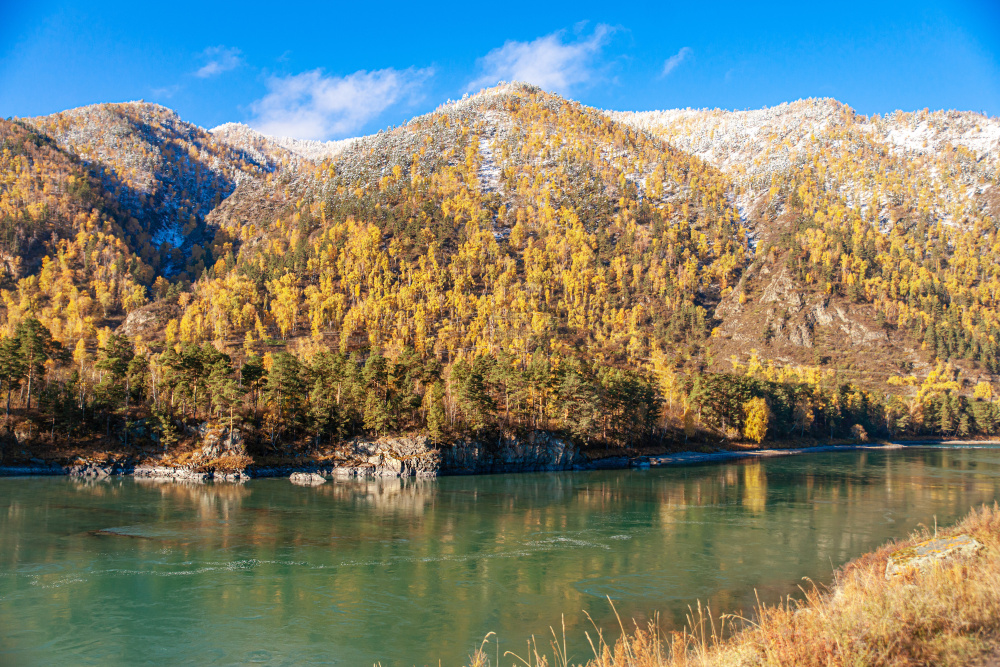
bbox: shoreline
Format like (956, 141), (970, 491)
(1, 439), (993, 482)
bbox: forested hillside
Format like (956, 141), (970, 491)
(614, 101), (1000, 375)
(0, 84), (998, 466)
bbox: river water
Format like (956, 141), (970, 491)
(2, 446), (1000, 666)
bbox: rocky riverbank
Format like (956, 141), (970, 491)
(0, 433), (967, 482)
(0, 430), (628, 481)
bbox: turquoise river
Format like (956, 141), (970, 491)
(3, 446), (1000, 665)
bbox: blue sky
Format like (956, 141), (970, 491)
(2, 0), (998, 140)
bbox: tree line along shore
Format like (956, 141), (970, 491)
(1, 314), (999, 469)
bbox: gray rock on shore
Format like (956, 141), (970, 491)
(312, 432), (585, 479)
(67, 463), (121, 478)
(885, 534), (984, 579)
(290, 472), (327, 486)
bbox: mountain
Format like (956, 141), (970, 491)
(25, 102), (278, 278)
(179, 83), (743, 367)
(1, 83), (999, 459)
(613, 99), (1000, 385)
(0, 117), (153, 338)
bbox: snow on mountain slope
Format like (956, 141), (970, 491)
(871, 111), (1000, 159)
(211, 122), (358, 164)
(25, 102), (272, 251)
(610, 100), (1000, 227)
(610, 99), (849, 179)
(19, 89), (998, 265)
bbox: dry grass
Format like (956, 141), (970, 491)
(466, 503), (1000, 667)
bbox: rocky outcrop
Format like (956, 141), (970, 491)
(331, 436), (442, 478)
(290, 472), (327, 486)
(717, 278), (892, 351)
(331, 432), (583, 478)
(253, 432), (586, 480)
(116, 302), (181, 339)
(812, 302), (835, 326)
(771, 299), (888, 349)
(132, 464), (249, 482)
(761, 267), (803, 310)
(3, 432), (592, 482)
(190, 424), (246, 459)
(813, 303), (888, 346)
(885, 534), (984, 579)
(67, 462), (129, 477)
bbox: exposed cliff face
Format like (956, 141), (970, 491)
(272, 432), (586, 479)
(710, 258), (920, 379)
(441, 431), (583, 474)
(717, 264), (889, 349)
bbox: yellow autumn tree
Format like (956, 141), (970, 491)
(743, 397), (770, 444)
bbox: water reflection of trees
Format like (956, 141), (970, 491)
(2, 448), (1000, 666)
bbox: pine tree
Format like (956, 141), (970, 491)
(15, 318), (60, 411)
(206, 350), (242, 435)
(362, 354), (395, 434)
(938, 395), (955, 435)
(0, 336), (25, 418)
(152, 408), (180, 452)
(241, 354), (266, 424)
(95, 333), (135, 441)
(452, 356), (496, 431)
(263, 352), (306, 445)
(424, 381), (446, 443)
(307, 350), (348, 445)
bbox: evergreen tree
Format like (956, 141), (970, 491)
(263, 352), (306, 445)
(95, 333), (136, 442)
(307, 350), (349, 445)
(938, 395), (955, 435)
(38, 371), (81, 441)
(452, 356), (496, 431)
(152, 408), (180, 452)
(206, 350), (242, 434)
(241, 354), (266, 424)
(555, 359), (600, 440)
(424, 380), (446, 443)
(15, 318), (60, 410)
(362, 354), (396, 434)
(971, 400), (997, 435)
(0, 336), (25, 418)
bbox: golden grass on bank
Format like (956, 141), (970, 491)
(466, 503), (1000, 667)
(195, 454), (254, 473)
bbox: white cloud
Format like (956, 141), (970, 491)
(468, 25), (613, 94)
(196, 46), (243, 78)
(248, 67), (433, 140)
(150, 84), (182, 99)
(662, 47), (692, 76)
